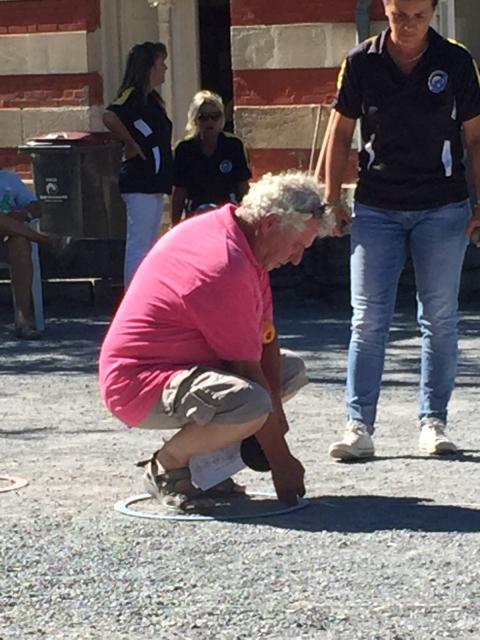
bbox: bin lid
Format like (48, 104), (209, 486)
(23, 131), (120, 146)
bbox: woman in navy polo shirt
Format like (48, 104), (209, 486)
(171, 91), (251, 225)
(103, 42), (173, 287)
(325, 0), (480, 459)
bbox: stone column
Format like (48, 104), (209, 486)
(154, 0), (201, 141)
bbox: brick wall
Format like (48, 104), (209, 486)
(0, 0), (100, 33)
(0, 0), (103, 178)
(231, 0), (385, 181)
(0, 74), (103, 109)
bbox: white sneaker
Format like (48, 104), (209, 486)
(418, 417), (457, 455)
(329, 420), (375, 460)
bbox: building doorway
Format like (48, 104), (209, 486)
(198, 0), (234, 130)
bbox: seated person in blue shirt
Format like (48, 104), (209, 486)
(0, 169), (54, 340)
(171, 91), (252, 225)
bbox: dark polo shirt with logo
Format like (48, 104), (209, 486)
(173, 132), (251, 212)
(335, 28), (480, 210)
(107, 87), (173, 195)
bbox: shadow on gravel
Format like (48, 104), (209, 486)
(0, 426), (115, 439)
(0, 352), (100, 375)
(242, 495), (480, 533)
(0, 317), (109, 375)
(330, 450), (480, 464)
(309, 375), (480, 388)
(0, 427), (56, 440)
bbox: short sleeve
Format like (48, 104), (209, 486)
(232, 139), (252, 182)
(173, 141), (191, 188)
(186, 264), (264, 362)
(9, 173), (36, 208)
(259, 271), (273, 324)
(106, 87), (138, 124)
(454, 52), (480, 123)
(333, 57), (363, 120)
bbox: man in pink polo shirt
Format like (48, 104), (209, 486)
(99, 171), (332, 511)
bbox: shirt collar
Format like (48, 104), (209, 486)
(367, 27), (441, 57)
(367, 29), (389, 56)
(223, 204), (265, 272)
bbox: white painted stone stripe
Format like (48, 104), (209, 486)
(231, 22), (386, 70)
(0, 30), (101, 75)
(0, 106), (104, 147)
(0, 108), (22, 147)
(235, 105), (360, 150)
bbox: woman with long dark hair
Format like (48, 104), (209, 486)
(103, 41), (173, 287)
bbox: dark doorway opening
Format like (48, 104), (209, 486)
(198, 0), (234, 131)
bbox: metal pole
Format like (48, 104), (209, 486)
(356, 0), (374, 44)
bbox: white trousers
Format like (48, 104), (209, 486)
(122, 193), (164, 287)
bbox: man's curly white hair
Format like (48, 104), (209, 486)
(239, 171), (333, 233)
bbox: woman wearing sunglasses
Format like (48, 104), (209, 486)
(171, 91), (251, 225)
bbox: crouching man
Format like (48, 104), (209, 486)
(99, 171), (332, 511)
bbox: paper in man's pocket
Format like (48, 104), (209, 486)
(189, 442), (245, 490)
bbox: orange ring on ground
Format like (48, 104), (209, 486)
(0, 475), (29, 493)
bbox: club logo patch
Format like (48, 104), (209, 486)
(428, 70), (448, 94)
(219, 159), (233, 174)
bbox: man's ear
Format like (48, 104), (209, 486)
(259, 213), (280, 235)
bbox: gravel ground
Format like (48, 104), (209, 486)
(1, 289), (479, 640)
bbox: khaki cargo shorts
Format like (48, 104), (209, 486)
(137, 349), (308, 430)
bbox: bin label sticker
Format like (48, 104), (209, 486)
(40, 177), (68, 202)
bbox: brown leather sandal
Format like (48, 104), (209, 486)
(136, 452), (215, 512)
(206, 478), (246, 496)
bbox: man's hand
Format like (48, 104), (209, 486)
(330, 204), (352, 237)
(223, 355), (305, 504)
(467, 204), (480, 246)
(270, 453), (306, 506)
(256, 416), (306, 504)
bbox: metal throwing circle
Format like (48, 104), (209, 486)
(114, 492), (309, 522)
(0, 475), (29, 493)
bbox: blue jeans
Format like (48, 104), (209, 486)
(347, 200), (471, 431)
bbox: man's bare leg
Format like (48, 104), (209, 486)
(155, 414), (268, 471)
(140, 415), (268, 508)
(6, 236), (37, 333)
(0, 215), (50, 245)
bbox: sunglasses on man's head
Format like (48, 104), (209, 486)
(198, 112), (222, 122)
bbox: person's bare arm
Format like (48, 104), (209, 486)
(0, 213), (50, 244)
(103, 111), (146, 160)
(226, 357), (286, 446)
(226, 354), (305, 505)
(171, 186), (188, 226)
(260, 336), (288, 431)
(463, 115), (480, 240)
(325, 111), (357, 236)
(9, 201), (41, 223)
